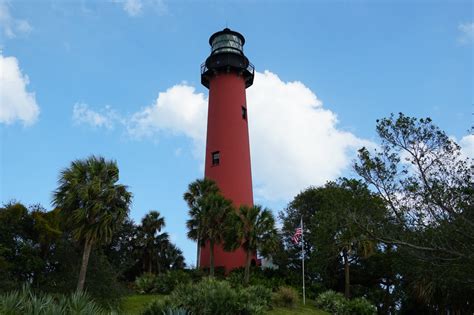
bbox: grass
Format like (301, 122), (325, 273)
(122, 294), (327, 315)
(121, 294), (164, 314)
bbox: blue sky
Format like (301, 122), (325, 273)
(1, 0), (472, 266)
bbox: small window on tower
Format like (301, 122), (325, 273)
(212, 151), (220, 166)
(242, 106), (247, 120)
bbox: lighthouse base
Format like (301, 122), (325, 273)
(199, 243), (258, 273)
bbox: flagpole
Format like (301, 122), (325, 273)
(301, 216), (306, 305)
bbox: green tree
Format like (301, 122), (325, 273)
(226, 205), (278, 285)
(354, 113), (473, 311)
(52, 156), (132, 292)
(158, 242), (186, 270)
(198, 193), (235, 277)
(355, 115), (473, 264)
(279, 179), (390, 306)
(184, 178), (219, 269)
(139, 211), (167, 273)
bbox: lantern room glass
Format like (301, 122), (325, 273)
(211, 34), (243, 55)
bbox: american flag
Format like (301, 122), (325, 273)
(292, 227), (302, 244)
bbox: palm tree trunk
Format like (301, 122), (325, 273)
(244, 250), (251, 285)
(148, 252), (152, 273)
(196, 231), (201, 269)
(343, 247), (350, 298)
(209, 240), (215, 277)
(77, 239), (92, 292)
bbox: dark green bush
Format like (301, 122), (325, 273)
(227, 267), (286, 290)
(346, 297), (377, 315)
(141, 278), (273, 315)
(272, 286), (299, 308)
(135, 273), (157, 294)
(315, 290), (347, 314)
(238, 285), (272, 315)
(315, 290), (377, 315)
(135, 270), (192, 295)
(155, 270), (192, 294)
(172, 278), (240, 314)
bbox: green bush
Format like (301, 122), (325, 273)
(315, 290), (347, 314)
(239, 285), (272, 315)
(0, 285), (110, 315)
(227, 267), (286, 290)
(135, 271), (192, 295)
(135, 273), (157, 294)
(139, 278), (273, 315)
(272, 286), (299, 308)
(315, 290), (377, 315)
(346, 297), (377, 315)
(155, 270), (192, 294)
(172, 278), (240, 314)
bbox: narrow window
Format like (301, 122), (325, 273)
(242, 106), (247, 120)
(212, 151), (220, 166)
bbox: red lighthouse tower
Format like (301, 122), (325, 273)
(199, 28), (255, 271)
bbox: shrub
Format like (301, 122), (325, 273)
(315, 290), (377, 315)
(0, 285), (109, 315)
(315, 290), (347, 315)
(155, 270), (191, 294)
(227, 267), (286, 290)
(172, 278), (240, 315)
(272, 286), (299, 308)
(135, 271), (192, 295)
(239, 285), (272, 315)
(346, 297), (377, 315)
(135, 273), (157, 294)
(151, 278), (272, 315)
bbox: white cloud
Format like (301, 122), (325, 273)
(458, 22), (474, 44)
(72, 103), (116, 129)
(127, 84), (208, 155)
(0, 54), (39, 125)
(248, 71), (373, 200)
(123, 0), (142, 16)
(124, 71), (373, 201)
(0, 0), (32, 39)
(112, 0), (167, 17)
(460, 134), (474, 158)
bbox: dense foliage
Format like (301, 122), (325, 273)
(135, 270), (192, 294)
(0, 285), (111, 314)
(272, 287), (299, 308)
(141, 278), (272, 315)
(278, 114), (473, 313)
(315, 290), (376, 315)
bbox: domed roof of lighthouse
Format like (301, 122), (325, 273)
(209, 28), (245, 56)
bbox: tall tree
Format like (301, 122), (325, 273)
(354, 115), (473, 268)
(354, 113), (473, 310)
(226, 205), (278, 285)
(139, 211), (166, 273)
(52, 156), (132, 292)
(188, 193), (233, 276)
(279, 179), (390, 305)
(184, 178), (219, 268)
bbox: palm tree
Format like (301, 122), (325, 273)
(140, 211), (166, 273)
(227, 205), (278, 285)
(184, 178), (219, 268)
(190, 193), (233, 276)
(52, 156), (132, 292)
